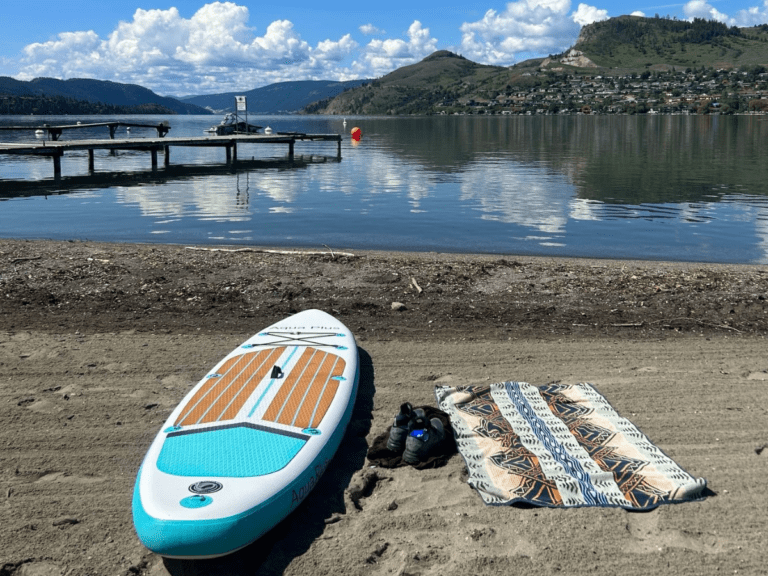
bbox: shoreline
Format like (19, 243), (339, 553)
(1, 238), (766, 339)
(2, 238), (767, 575)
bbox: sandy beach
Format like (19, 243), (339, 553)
(1, 239), (767, 576)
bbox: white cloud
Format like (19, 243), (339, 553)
(458, 0), (608, 65)
(682, 0), (768, 26)
(21, 30), (105, 79)
(315, 34), (357, 62)
(682, 0), (732, 22)
(359, 24), (385, 35)
(352, 21), (438, 78)
(631, 11), (646, 17)
(16, 2), (359, 94)
(731, 0), (768, 25)
(572, 3), (610, 26)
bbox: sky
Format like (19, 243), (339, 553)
(1, 0), (768, 97)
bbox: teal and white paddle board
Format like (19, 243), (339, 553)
(132, 309), (359, 558)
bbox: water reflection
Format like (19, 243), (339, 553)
(459, 161), (572, 235)
(363, 115), (768, 203)
(0, 155), (337, 199)
(2, 115), (768, 263)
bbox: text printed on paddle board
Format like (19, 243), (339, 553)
(276, 326), (340, 331)
(291, 458), (330, 510)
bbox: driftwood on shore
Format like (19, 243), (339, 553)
(184, 246), (356, 258)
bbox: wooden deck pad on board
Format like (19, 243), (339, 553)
(263, 347), (346, 429)
(175, 347), (286, 427)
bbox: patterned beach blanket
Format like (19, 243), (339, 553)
(435, 382), (707, 509)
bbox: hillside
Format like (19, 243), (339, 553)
(180, 79), (371, 114)
(304, 17), (768, 115)
(0, 77), (210, 115)
(570, 16), (768, 71)
(304, 51), (513, 115)
(0, 94), (179, 116)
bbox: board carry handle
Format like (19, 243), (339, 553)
(271, 365), (284, 379)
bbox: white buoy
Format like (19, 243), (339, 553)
(264, 126), (273, 134)
(343, 118), (347, 126)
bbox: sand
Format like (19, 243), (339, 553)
(1, 239), (767, 576)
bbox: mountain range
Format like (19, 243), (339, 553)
(179, 79), (371, 113)
(0, 77), (209, 115)
(0, 76), (371, 116)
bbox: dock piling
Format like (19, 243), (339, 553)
(51, 151), (62, 179)
(156, 123), (170, 138)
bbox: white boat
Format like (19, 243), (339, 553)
(205, 113), (262, 136)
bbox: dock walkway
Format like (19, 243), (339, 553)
(0, 121), (171, 140)
(0, 131), (342, 179)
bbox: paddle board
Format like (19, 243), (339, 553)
(132, 309), (359, 558)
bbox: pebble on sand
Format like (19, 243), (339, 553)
(52, 517), (79, 527)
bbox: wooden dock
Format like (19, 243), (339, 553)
(0, 130), (343, 179)
(0, 121), (171, 140)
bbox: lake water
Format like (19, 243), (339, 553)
(1, 114), (768, 264)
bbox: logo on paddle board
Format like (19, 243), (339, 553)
(189, 481), (223, 494)
(290, 458), (330, 510)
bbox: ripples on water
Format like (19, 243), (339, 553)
(1, 114), (767, 263)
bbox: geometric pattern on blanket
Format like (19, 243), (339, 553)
(435, 382), (707, 509)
